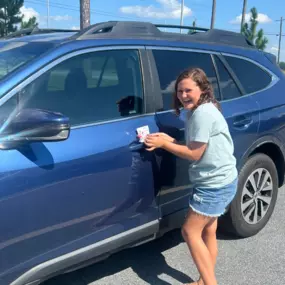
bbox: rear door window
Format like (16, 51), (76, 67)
(152, 50), (220, 110)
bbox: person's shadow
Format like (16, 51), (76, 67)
(43, 229), (194, 285)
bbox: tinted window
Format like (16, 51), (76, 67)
(225, 56), (272, 94)
(153, 50), (220, 110)
(0, 50), (144, 127)
(213, 55), (241, 101)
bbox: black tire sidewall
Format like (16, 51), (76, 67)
(229, 153), (278, 238)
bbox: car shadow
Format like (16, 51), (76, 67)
(42, 226), (239, 285)
(42, 229), (194, 285)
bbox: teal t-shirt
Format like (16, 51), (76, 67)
(185, 102), (238, 189)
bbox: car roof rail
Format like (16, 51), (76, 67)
(71, 21), (255, 49)
(72, 21), (206, 39)
(155, 23), (208, 32)
(156, 24), (255, 47)
(4, 26), (79, 39)
(71, 21), (162, 39)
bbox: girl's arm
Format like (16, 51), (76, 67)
(162, 140), (207, 161)
(145, 106), (215, 160)
(144, 135), (207, 161)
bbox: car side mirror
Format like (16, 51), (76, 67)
(0, 108), (70, 149)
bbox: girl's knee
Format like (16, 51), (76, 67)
(203, 219), (218, 237)
(181, 223), (199, 241)
(181, 224), (190, 240)
(203, 226), (217, 238)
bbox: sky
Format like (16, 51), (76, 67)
(21, 0), (285, 62)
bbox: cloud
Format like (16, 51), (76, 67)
(20, 6), (39, 22)
(269, 46), (285, 55)
(120, 0), (192, 19)
(230, 13), (272, 24)
(267, 46), (285, 62)
(20, 6), (72, 25)
(49, 15), (72, 21)
(71, 26), (80, 30)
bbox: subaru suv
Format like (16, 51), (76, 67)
(0, 21), (284, 285)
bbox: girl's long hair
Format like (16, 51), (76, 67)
(173, 67), (221, 115)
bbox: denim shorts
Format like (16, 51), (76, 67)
(189, 177), (238, 217)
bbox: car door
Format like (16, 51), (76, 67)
(147, 47), (259, 218)
(148, 48), (221, 217)
(0, 47), (160, 284)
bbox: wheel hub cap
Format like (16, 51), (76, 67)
(241, 168), (273, 225)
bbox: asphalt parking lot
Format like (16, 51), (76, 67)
(44, 186), (285, 285)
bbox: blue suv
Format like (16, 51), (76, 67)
(0, 22), (285, 285)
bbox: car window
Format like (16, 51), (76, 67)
(0, 49), (144, 127)
(0, 42), (55, 81)
(83, 56), (119, 89)
(48, 55), (119, 92)
(224, 55), (272, 94)
(213, 55), (242, 101)
(152, 50), (220, 110)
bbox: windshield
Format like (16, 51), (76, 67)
(0, 41), (55, 80)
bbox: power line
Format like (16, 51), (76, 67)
(264, 33), (285, 36)
(25, 0), (138, 21)
(33, 0), (125, 16)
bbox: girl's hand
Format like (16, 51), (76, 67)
(148, 132), (176, 143)
(144, 134), (166, 151)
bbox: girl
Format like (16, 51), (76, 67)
(144, 68), (238, 285)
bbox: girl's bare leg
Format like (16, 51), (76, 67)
(181, 209), (217, 285)
(197, 219), (218, 285)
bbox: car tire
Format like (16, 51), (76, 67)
(220, 153), (279, 238)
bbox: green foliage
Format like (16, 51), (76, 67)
(21, 16), (38, 29)
(242, 7), (268, 50)
(188, 20), (197, 34)
(279, 61), (285, 70)
(241, 7), (268, 50)
(0, 0), (24, 36)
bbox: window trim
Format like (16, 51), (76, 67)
(145, 46), (220, 55)
(211, 54), (222, 101)
(145, 46), (279, 104)
(221, 52), (279, 96)
(0, 46), (149, 130)
(216, 54), (246, 96)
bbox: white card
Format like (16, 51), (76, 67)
(136, 126), (150, 142)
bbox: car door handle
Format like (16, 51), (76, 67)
(233, 116), (253, 128)
(129, 142), (145, 152)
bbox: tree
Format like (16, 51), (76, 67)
(0, 0), (24, 36)
(188, 20), (197, 34)
(241, 7), (268, 50)
(21, 16), (38, 29)
(279, 61), (285, 71)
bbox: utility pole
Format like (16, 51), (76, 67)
(241, 0), (247, 32)
(47, 0), (50, 28)
(277, 17), (284, 64)
(180, 0), (184, 33)
(80, 0), (90, 30)
(210, 0), (216, 29)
